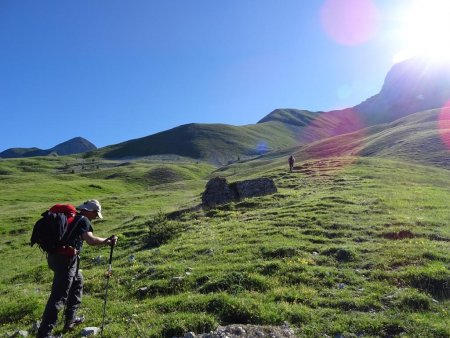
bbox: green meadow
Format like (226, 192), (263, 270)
(0, 154), (449, 337)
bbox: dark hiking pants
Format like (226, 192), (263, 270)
(37, 254), (83, 338)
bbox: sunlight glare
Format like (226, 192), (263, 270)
(320, 0), (379, 46)
(397, 0), (450, 61)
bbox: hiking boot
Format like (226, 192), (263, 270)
(63, 315), (85, 332)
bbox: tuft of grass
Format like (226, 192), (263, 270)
(199, 271), (270, 294)
(322, 247), (356, 262)
(403, 262), (450, 299)
(395, 288), (432, 311)
(0, 294), (41, 324)
(157, 312), (218, 338)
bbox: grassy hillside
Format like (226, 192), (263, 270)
(258, 107), (376, 148)
(0, 153), (449, 337)
(358, 107), (450, 168)
(91, 121), (299, 165)
(258, 109), (321, 127)
(283, 107), (450, 170)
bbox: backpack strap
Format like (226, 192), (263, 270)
(63, 215), (85, 244)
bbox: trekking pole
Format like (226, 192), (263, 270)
(101, 239), (115, 337)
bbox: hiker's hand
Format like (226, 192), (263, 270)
(105, 269), (112, 278)
(105, 235), (118, 247)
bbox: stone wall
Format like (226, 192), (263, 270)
(202, 177), (277, 207)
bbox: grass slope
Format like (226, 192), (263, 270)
(258, 108), (368, 144)
(0, 153), (449, 337)
(92, 121), (298, 165)
(283, 107), (450, 170)
(258, 109), (321, 127)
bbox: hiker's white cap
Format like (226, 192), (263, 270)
(76, 199), (103, 219)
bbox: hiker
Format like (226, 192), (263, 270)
(37, 199), (118, 338)
(288, 155), (295, 172)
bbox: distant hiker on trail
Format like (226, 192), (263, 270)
(288, 155), (295, 172)
(37, 200), (118, 338)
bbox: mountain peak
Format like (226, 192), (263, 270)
(356, 57), (450, 124)
(50, 137), (97, 156)
(0, 137), (96, 158)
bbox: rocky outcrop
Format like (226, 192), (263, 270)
(202, 177), (277, 207)
(181, 324), (296, 337)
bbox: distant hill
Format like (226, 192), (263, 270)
(97, 57), (450, 164)
(290, 107), (450, 169)
(260, 57), (450, 143)
(0, 137), (96, 158)
(3, 57), (449, 164)
(357, 57), (450, 125)
(258, 108), (367, 144)
(94, 122), (299, 165)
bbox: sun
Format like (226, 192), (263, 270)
(394, 0), (450, 62)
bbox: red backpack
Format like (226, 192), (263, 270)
(30, 204), (80, 253)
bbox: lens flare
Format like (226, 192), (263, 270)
(298, 108), (366, 169)
(256, 141), (270, 155)
(320, 0), (380, 45)
(438, 102), (450, 150)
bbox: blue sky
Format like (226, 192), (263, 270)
(0, 0), (421, 150)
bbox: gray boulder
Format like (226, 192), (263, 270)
(81, 327), (101, 336)
(202, 177), (238, 207)
(202, 177), (277, 207)
(230, 178), (277, 199)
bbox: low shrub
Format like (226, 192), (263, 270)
(145, 211), (180, 248)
